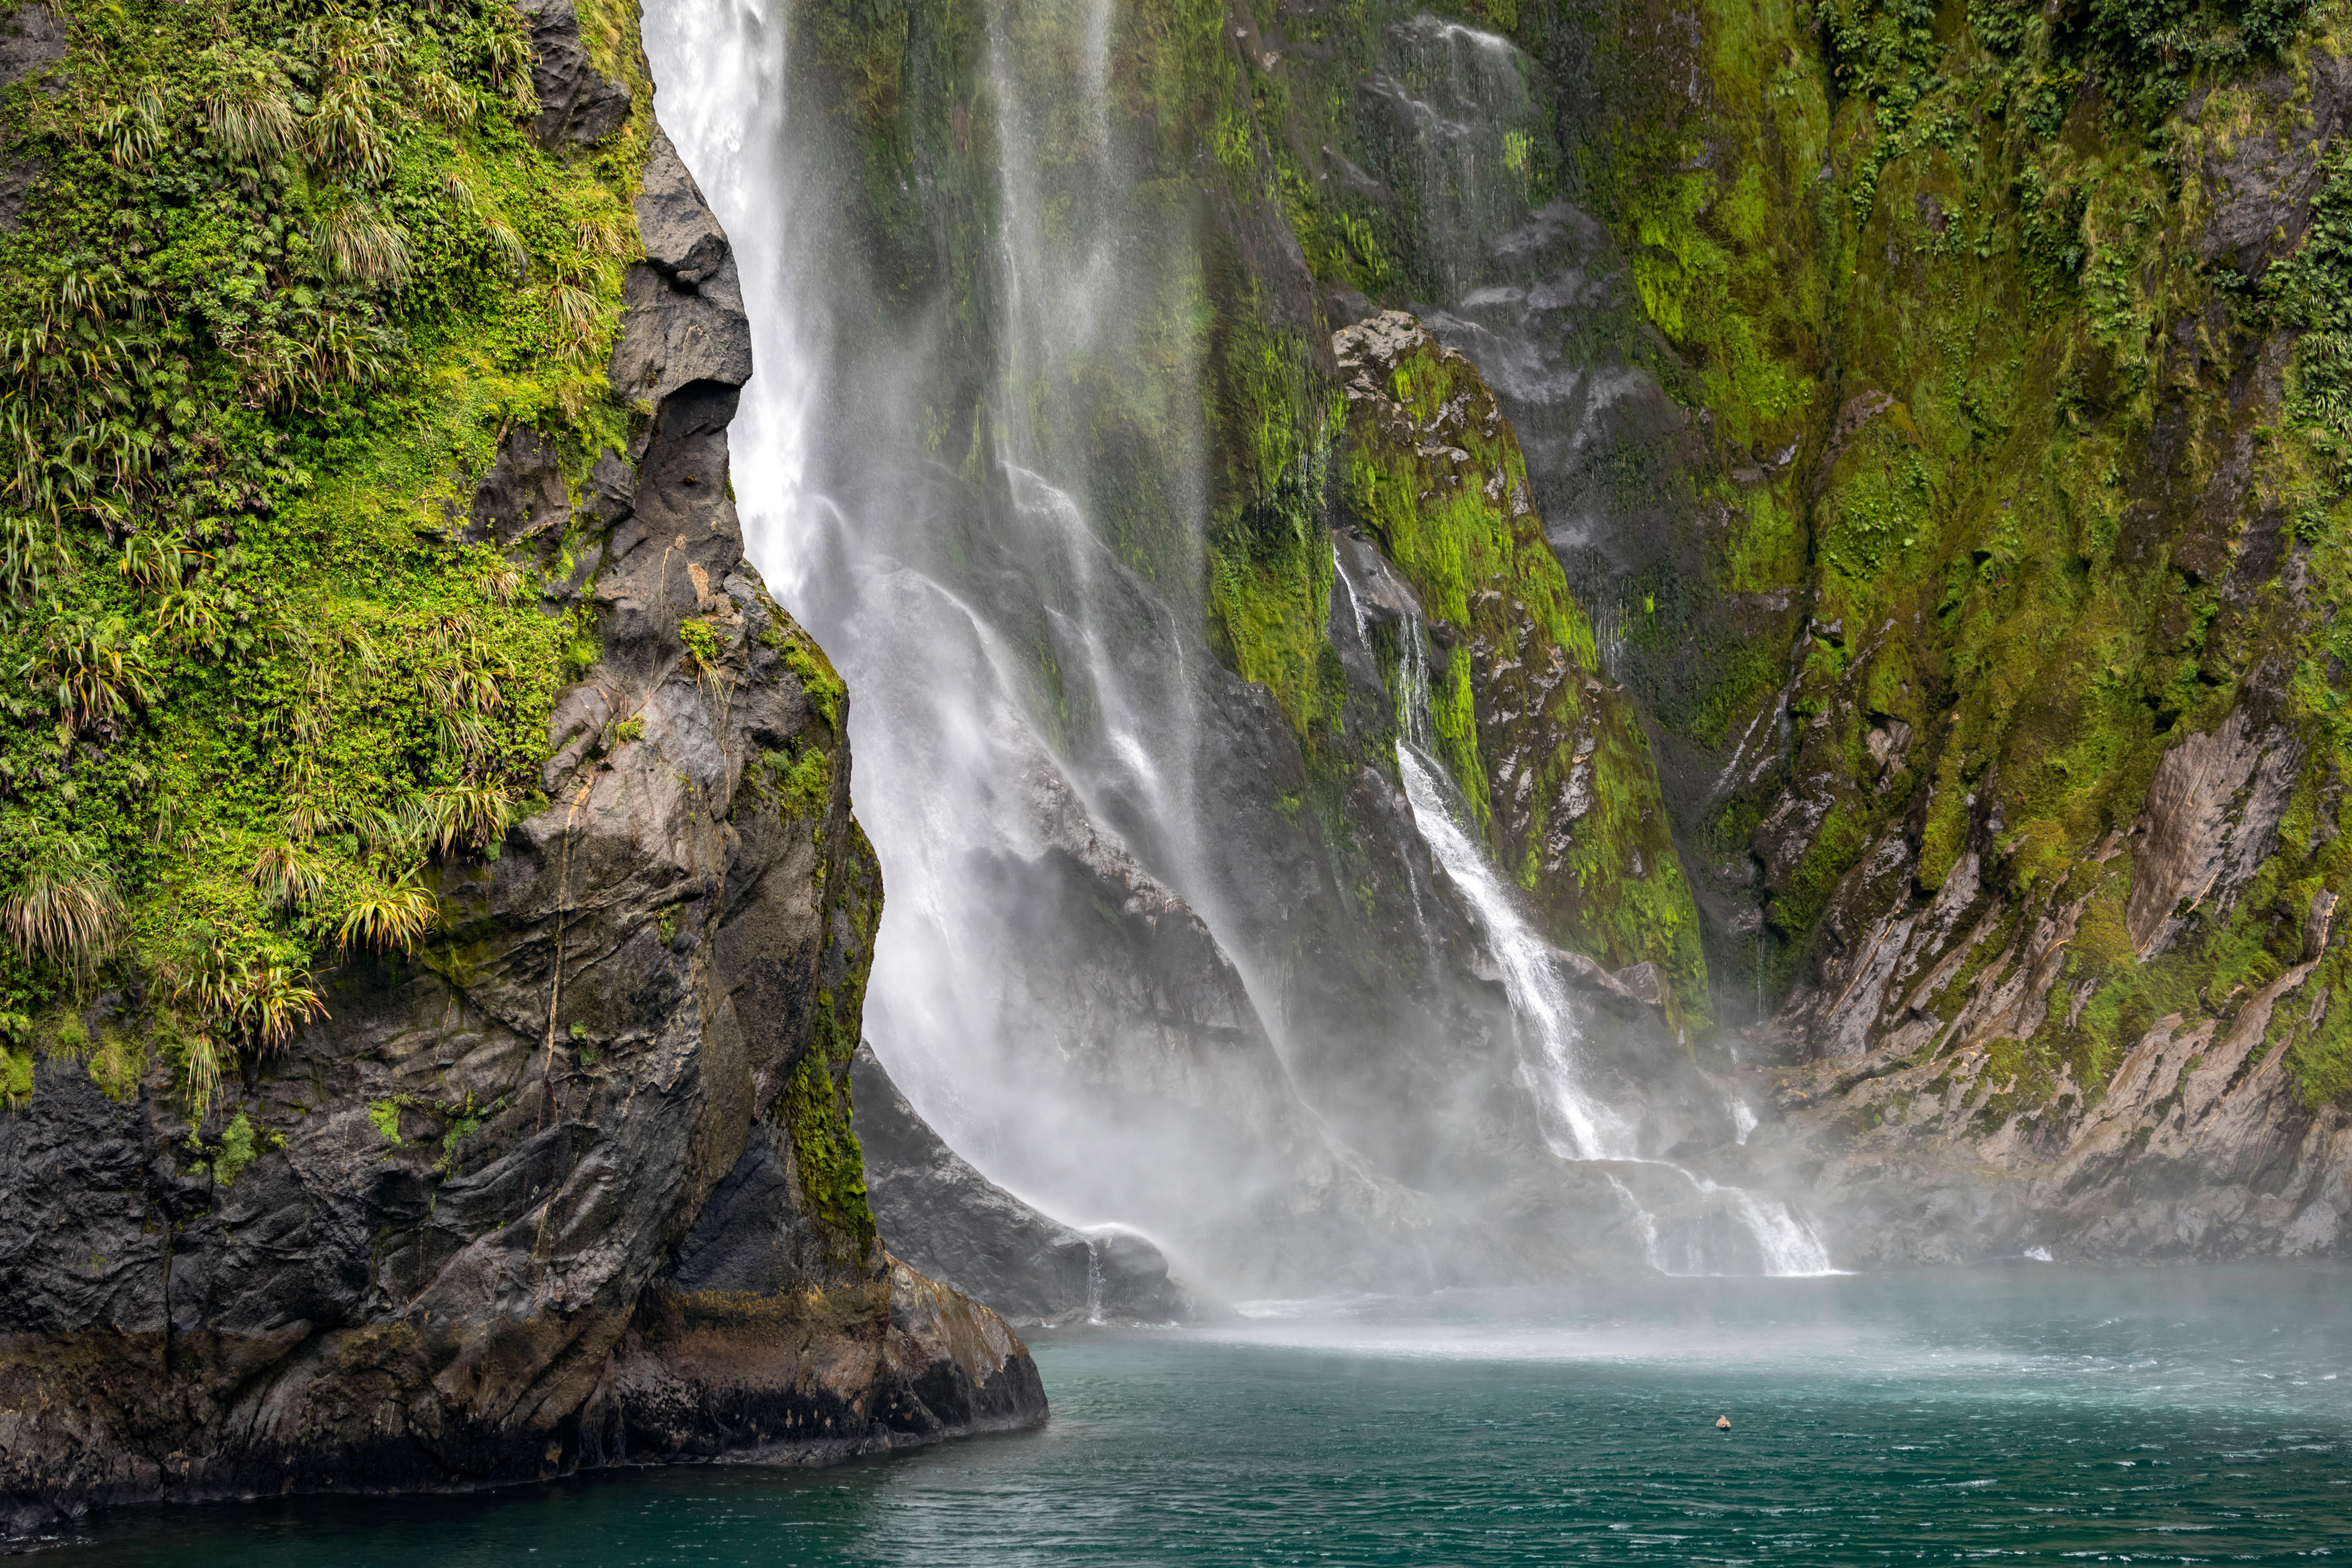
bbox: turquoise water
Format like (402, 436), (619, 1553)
(32, 1267), (2352, 1564)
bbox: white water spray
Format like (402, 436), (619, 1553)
(1396, 744), (1635, 1162)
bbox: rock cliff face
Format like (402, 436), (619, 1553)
(0, 3), (1039, 1537)
(1562, 2), (2352, 1267)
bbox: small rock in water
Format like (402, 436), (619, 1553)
(1716, 1414), (1732, 1431)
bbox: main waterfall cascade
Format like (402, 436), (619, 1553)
(644, 0), (1832, 1289)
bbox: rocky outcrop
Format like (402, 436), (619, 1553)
(2186, 47), (2352, 280)
(1755, 980), (2352, 1266)
(2122, 708), (2302, 962)
(609, 128), (754, 404)
(852, 1045), (1202, 1326)
(0, 83), (1040, 1538)
(0, 2), (60, 83)
(1746, 704), (2349, 1266)
(516, 0), (632, 149)
(1332, 312), (1710, 1036)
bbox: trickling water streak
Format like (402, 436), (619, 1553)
(1594, 599), (1626, 680)
(1604, 1173), (1666, 1273)
(1333, 547), (1441, 967)
(1371, 14), (1543, 299)
(1395, 613), (1435, 754)
(1335, 544), (1369, 646)
(1700, 1175), (1835, 1276)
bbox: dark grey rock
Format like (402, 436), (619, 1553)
(607, 137), (753, 404)
(467, 426), (569, 554)
(1611, 961), (1667, 1009)
(636, 128), (732, 286)
(515, 0), (631, 148)
(0, 4), (63, 89)
(852, 1044), (1200, 1326)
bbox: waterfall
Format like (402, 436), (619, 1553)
(1383, 611), (1834, 1276)
(645, 0), (1836, 1288)
(643, 0), (1369, 1296)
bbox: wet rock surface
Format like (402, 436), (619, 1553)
(516, 0), (632, 149)
(0, 93), (1040, 1536)
(852, 1045), (1201, 1326)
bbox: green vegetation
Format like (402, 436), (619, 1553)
(210, 1109), (258, 1185)
(767, 620), (846, 731)
(777, 1031), (874, 1267)
(434, 1089), (497, 1174)
(1205, 342), (1347, 748)
(0, 0), (649, 1113)
(757, 744), (832, 818)
(0, 1041), (32, 1107)
(1548, 0), (2352, 1085)
(778, 821), (883, 1269)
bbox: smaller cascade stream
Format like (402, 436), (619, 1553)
(1371, 591), (1833, 1276)
(1397, 739), (1636, 1162)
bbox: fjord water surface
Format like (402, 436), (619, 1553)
(44, 1267), (2352, 1564)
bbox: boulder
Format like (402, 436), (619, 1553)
(852, 1044), (1203, 1326)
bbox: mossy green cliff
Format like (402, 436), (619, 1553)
(0, 0), (637, 1106)
(1478, 0), (2352, 1255)
(0, 0), (1044, 1525)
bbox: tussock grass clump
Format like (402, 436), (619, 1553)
(0, 0), (652, 1111)
(312, 201), (412, 286)
(3, 850), (122, 977)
